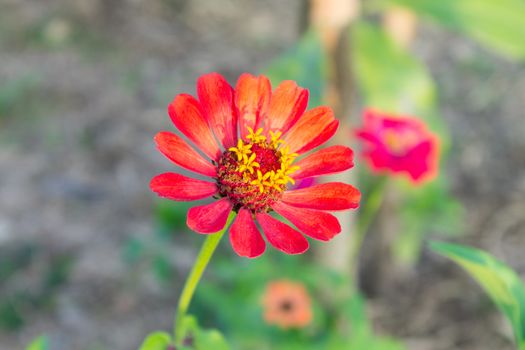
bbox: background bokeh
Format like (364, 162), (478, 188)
(1, 0), (524, 349)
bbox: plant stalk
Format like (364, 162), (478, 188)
(349, 176), (388, 276)
(174, 212), (235, 345)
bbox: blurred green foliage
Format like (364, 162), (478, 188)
(384, 0), (525, 60)
(122, 199), (194, 285)
(26, 335), (48, 350)
(192, 252), (405, 350)
(139, 332), (173, 350)
(265, 30), (327, 108)
(20, 16), (112, 56)
(139, 317), (231, 350)
(337, 293), (404, 350)
(352, 22), (448, 145)
(155, 200), (193, 235)
(352, 21), (463, 264)
(392, 176), (464, 263)
(0, 244), (73, 331)
(179, 316), (231, 350)
(0, 76), (42, 120)
(431, 242), (525, 350)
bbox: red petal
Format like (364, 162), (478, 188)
(284, 106), (339, 154)
(187, 198), (233, 234)
(282, 182), (360, 210)
(168, 94), (222, 161)
(256, 213), (309, 255)
(197, 73), (237, 149)
(150, 173), (217, 201)
(292, 145), (354, 180)
(235, 74), (271, 139)
(272, 201), (341, 241)
(154, 131), (217, 177)
(265, 80), (308, 134)
(229, 209), (266, 258)
(397, 138), (439, 183)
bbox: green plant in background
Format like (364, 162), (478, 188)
(194, 252), (405, 350)
(0, 243), (73, 331)
(265, 30), (327, 109)
(331, 292), (405, 350)
(0, 76), (41, 120)
(122, 200), (194, 285)
(139, 332), (173, 350)
(382, 0), (525, 60)
(351, 20), (462, 264)
(354, 0), (525, 265)
(431, 242), (525, 350)
(139, 317), (230, 350)
(26, 335), (48, 350)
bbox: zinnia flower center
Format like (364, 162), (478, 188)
(383, 128), (420, 155)
(217, 127), (299, 213)
(279, 299), (294, 312)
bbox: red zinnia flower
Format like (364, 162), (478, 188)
(261, 280), (313, 329)
(355, 109), (440, 184)
(150, 73), (360, 258)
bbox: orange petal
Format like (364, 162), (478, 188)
(154, 131), (216, 177)
(292, 145), (354, 180)
(282, 182), (360, 210)
(265, 80), (308, 134)
(150, 173), (217, 201)
(235, 73), (271, 139)
(197, 73), (238, 149)
(168, 94), (222, 161)
(272, 201), (341, 241)
(284, 106), (338, 154)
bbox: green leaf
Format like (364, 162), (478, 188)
(265, 29), (327, 108)
(386, 0), (525, 60)
(26, 336), (48, 350)
(430, 242), (525, 349)
(138, 331), (172, 350)
(194, 329), (230, 350)
(178, 315), (230, 350)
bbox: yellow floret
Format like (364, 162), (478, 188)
(237, 127), (301, 194)
(269, 130), (284, 148)
(246, 127), (266, 143)
(228, 139), (253, 161)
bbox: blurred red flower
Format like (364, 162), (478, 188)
(261, 280), (312, 329)
(150, 73), (360, 258)
(355, 109), (440, 184)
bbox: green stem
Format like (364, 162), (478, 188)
(174, 212), (235, 345)
(349, 177), (388, 273)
